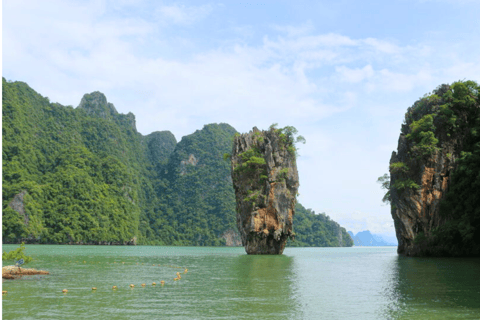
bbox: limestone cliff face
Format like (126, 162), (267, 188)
(231, 127), (299, 254)
(390, 82), (480, 256)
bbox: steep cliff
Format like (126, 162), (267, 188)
(231, 126), (300, 254)
(390, 80), (480, 256)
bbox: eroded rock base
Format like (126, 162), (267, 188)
(245, 233), (289, 254)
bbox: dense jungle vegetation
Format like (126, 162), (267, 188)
(2, 78), (352, 247)
(427, 81), (480, 255)
(288, 203), (353, 247)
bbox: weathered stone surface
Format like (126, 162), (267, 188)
(8, 190), (28, 225)
(231, 127), (299, 254)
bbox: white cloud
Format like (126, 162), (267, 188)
(271, 21), (315, 37)
(155, 3), (214, 25)
(336, 65), (374, 83)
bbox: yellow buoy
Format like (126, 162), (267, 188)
(62, 289), (68, 293)
(176, 272), (180, 276)
(129, 284), (135, 288)
(141, 283), (146, 287)
(174, 277), (179, 281)
(112, 286), (118, 290)
(160, 280), (165, 285)
(184, 268), (188, 273)
(92, 287), (97, 291)
(152, 282), (156, 286)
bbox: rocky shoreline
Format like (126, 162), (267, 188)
(2, 266), (49, 279)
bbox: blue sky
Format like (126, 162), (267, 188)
(3, 0), (480, 241)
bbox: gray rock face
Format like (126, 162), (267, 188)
(78, 91), (118, 119)
(8, 190), (28, 225)
(77, 91), (137, 130)
(231, 127), (299, 254)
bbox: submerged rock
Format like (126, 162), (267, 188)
(231, 126), (299, 254)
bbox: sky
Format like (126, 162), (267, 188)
(3, 0), (480, 242)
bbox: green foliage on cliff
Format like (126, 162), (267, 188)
(271, 124), (306, 156)
(389, 162), (409, 174)
(2, 78), (156, 244)
(406, 114), (439, 156)
(288, 203), (353, 247)
(153, 123), (239, 246)
(398, 80), (480, 256)
(392, 178), (420, 191)
(432, 81), (480, 255)
(377, 173), (391, 204)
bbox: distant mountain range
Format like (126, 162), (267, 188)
(347, 230), (397, 246)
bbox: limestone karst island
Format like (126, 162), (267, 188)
(230, 126), (300, 254)
(2, 78), (352, 250)
(386, 80), (480, 257)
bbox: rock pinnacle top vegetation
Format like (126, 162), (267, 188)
(230, 125), (301, 254)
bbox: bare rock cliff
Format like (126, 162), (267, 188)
(231, 127), (299, 254)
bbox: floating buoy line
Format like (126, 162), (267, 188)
(3, 261), (189, 296)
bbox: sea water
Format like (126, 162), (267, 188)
(2, 245), (480, 319)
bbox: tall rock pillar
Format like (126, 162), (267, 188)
(231, 126), (299, 254)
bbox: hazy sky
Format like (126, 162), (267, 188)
(3, 0), (480, 241)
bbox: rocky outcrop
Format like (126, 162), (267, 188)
(8, 190), (28, 225)
(231, 127), (299, 254)
(390, 82), (480, 256)
(2, 266), (49, 279)
(220, 229), (242, 246)
(78, 91), (137, 130)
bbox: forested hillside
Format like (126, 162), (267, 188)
(2, 78), (352, 247)
(288, 203), (353, 247)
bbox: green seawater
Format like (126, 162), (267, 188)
(2, 245), (480, 319)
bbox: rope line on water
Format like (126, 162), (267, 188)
(2, 266), (189, 296)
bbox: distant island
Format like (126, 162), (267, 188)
(347, 231), (397, 246)
(2, 78), (352, 248)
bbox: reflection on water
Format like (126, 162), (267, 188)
(2, 245), (480, 319)
(229, 254), (301, 319)
(287, 247), (480, 319)
(385, 256), (480, 319)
